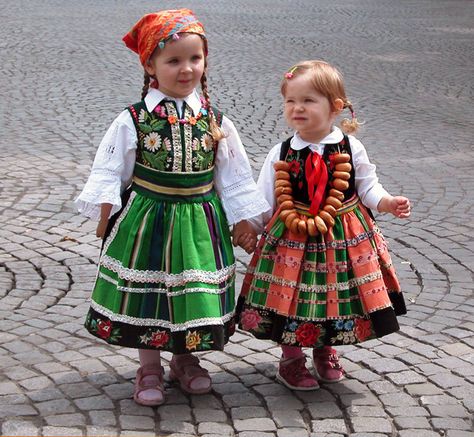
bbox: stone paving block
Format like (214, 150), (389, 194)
(234, 418), (277, 432)
(27, 388), (65, 402)
(119, 414), (155, 430)
(426, 404), (471, 418)
(271, 409), (306, 428)
(386, 370), (427, 385)
(42, 426), (83, 436)
(197, 422), (234, 435)
(308, 402), (344, 419)
(0, 403), (38, 418)
(277, 428), (310, 437)
(398, 431), (440, 437)
(222, 392), (263, 408)
(44, 413), (86, 427)
(194, 407), (228, 422)
(431, 417), (472, 431)
(159, 420), (196, 434)
(393, 416), (431, 429)
(1, 419), (40, 436)
(311, 419), (348, 434)
(345, 405), (387, 417)
(85, 426), (119, 436)
(89, 409), (117, 426)
(74, 394), (115, 410)
(350, 417), (392, 433)
(404, 382), (444, 396)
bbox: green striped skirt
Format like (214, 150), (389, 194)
(85, 164), (236, 353)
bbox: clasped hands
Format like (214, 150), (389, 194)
(232, 220), (258, 254)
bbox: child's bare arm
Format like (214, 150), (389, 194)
(96, 203), (113, 238)
(377, 195), (411, 218)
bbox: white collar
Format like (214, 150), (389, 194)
(144, 88), (202, 115)
(290, 126), (344, 150)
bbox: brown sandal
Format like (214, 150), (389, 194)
(133, 364), (165, 406)
(169, 354), (211, 394)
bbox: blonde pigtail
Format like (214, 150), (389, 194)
(200, 71), (225, 143)
(340, 101), (361, 134)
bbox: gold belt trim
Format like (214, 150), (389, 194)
(133, 176), (214, 195)
(294, 196), (360, 217)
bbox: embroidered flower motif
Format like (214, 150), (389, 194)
(295, 322), (321, 347)
(287, 321), (298, 332)
(149, 330), (170, 348)
(240, 309), (262, 331)
(144, 132), (161, 151)
(185, 331), (202, 350)
(343, 320), (354, 331)
(282, 331), (297, 344)
(288, 160), (301, 175)
(188, 116), (197, 125)
(168, 115), (178, 124)
(201, 133), (214, 152)
(354, 318), (373, 342)
(334, 320), (345, 330)
(96, 320), (112, 339)
(138, 109), (147, 123)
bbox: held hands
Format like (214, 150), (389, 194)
(232, 220), (258, 254)
(378, 195), (411, 218)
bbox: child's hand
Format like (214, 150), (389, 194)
(236, 232), (258, 254)
(378, 195), (411, 218)
(96, 218), (109, 239)
(232, 221), (257, 254)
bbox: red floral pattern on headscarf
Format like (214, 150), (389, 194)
(123, 9), (206, 66)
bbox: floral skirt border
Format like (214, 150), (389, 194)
(85, 308), (236, 354)
(235, 292), (404, 347)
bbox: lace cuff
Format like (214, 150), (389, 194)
(75, 170), (123, 220)
(219, 174), (271, 225)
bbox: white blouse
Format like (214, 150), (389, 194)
(75, 88), (270, 225)
(249, 127), (389, 232)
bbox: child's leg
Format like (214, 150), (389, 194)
(169, 353), (211, 394)
(312, 346), (345, 383)
(134, 349), (164, 406)
(277, 345), (319, 391)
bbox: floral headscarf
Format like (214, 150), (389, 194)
(122, 8), (206, 66)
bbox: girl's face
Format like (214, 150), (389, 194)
(283, 73), (342, 143)
(145, 33), (205, 98)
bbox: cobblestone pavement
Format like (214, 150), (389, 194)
(1, 0), (473, 436)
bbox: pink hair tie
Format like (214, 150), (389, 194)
(284, 66), (298, 79)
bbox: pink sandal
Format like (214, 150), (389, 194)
(276, 356), (319, 391)
(312, 346), (345, 383)
(133, 364), (165, 406)
(169, 354), (212, 395)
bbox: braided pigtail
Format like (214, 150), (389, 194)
(340, 100), (361, 134)
(200, 70), (225, 144)
(141, 71), (151, 100)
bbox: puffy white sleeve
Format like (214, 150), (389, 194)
(247, 143), (281, 233)
(349, 135), (389, 211)
(214, 116), (271, 225)
(75, 110), (137, 220)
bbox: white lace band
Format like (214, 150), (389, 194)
(98, 271), (233, 296)
(100, 254), (236, 286)
(90, 300), (235, 331)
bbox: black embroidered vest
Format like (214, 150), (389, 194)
(279, 134), (356, 204)
(127, 100), (223, 173)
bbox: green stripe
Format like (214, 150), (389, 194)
(134, 163), (214, 188)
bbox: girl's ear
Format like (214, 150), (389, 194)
(144, 60), (155, 77)
(333, 98), (344, 112)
